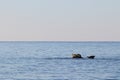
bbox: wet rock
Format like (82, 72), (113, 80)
(72, 54), (82, 58)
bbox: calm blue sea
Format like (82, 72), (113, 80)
(0, 41), (120, 80)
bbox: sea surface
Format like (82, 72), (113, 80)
(0, 41), (120, 80)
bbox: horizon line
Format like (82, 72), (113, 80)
(0, 40), (120, 42)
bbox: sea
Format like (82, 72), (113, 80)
(0, 41), (120, 80)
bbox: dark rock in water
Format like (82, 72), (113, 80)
(72, 54), (95, 59)
(87, 55), (95, 59)
(72, 54), (82, 58)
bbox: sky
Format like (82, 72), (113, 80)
(0, 0), (120, 41)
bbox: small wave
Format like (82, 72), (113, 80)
(95, 58), (120, 61)
(5, 57), (120, 61)
(105, 79), (119, 80)
(44, 57), (72, 60)
(43, 57), (94, 60)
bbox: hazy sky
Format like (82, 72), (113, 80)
(0, 0), (120, 41)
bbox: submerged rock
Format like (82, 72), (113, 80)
(87, 55), (95, 59)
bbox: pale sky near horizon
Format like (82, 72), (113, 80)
(0, 0), (120, 41)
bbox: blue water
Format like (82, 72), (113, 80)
(0, 41), (120, 80)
